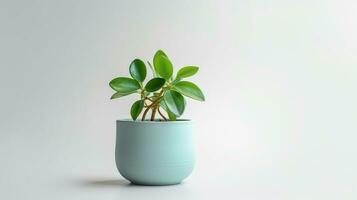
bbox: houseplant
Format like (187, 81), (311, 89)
(109, 50), (205, 185)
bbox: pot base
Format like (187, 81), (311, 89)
(130, 181), (182, 186)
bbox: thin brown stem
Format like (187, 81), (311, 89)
(145, 97), (154, 102)
(141, 107), (150, 121)
(151, 106), (157, 121)
(158, 107), (167, 121)
(141, 90), (164, 121)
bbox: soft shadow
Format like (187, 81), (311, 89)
(77, 178), (186, 188)
(78, 178), (134, 188)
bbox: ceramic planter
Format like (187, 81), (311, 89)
(115, 119), (195, 186)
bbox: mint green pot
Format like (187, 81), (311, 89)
(115, 119), (196, 186)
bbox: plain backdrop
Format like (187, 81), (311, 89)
(0, 0), (356, 199)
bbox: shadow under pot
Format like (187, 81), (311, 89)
(115, 119), (196, 186)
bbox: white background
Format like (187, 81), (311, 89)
(1, 0), (356, 199)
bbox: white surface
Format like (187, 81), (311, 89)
(1, 0), (356, 199)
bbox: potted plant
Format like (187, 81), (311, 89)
(109, 50), (205, 185)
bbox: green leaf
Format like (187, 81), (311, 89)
(154, 49), (167, 58)
(110, 91), (136, 99)
(129, 59), (147, 82)
(167, 109), (177, 121)
(153, 50), (173, 80)
(160, 100), (176, 121)
(109, 77), (141, 93)
(173, 81), (205, 101)
(176, 66), (199, 79)
(163, 90), (185, 117)
(145, 78), (166, 92)
(130, 100), (144, 120)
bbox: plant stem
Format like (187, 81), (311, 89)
(158, 107), (167, 121)
(141, 90), (163, 121)
(145, 97), (154, 102)
(141, 106), (151, 121)
(151, 106), (157, 121)
(147, 61), (156, 77)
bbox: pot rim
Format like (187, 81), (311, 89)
(117, 119), (192, 123)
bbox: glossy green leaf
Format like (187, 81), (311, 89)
(154, 49), (167, 58)
(176, 66), (199, 79)
(167, 109), (177, 120)
(109, 77), (141, 93)
(163, 90), (185, 117)
(173, 81), (205, 101)
(130, 100), (144, 120)
(153, 50), (173, 80)
(159, 100), (176, 121)
(145, 78), (166, 92)
(129, 59), (147, 82)
(110, 91), (136, 99)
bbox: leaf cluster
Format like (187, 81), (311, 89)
(109, 50), (205, 121)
